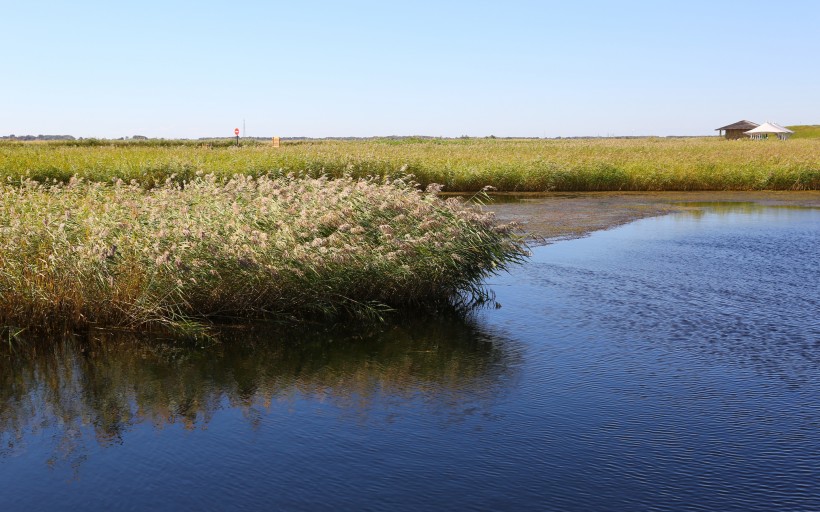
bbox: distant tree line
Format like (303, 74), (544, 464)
(1, 134), (76, 141)
(1, 135), (152, 141)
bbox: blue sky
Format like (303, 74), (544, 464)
(2, 0), (818, 138)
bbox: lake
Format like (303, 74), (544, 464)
(1, 204), (818, 511)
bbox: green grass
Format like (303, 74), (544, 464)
(2, 135), (817, 335)
(788, 125), (820, 139)
(0, 175), (526, 335)
(1, 137), (818, 191)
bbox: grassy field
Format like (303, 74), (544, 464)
(2, 132), (817, 335)
(0, 175), (525, 336)
(789, 125), (820, 139)
(1, 135), (818, 191)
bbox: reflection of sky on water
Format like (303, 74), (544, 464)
(489, 206), (819, 385)
(480, 206), (820, 511)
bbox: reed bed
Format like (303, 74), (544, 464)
(0, 175), (526, 335)
(1, 137), (818, 191)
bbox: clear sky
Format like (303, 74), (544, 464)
(2, 0), (818, 138)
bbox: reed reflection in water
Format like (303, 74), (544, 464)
(0, 318), (521, 472)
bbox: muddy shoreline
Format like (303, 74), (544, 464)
(481, 191), (820, 244)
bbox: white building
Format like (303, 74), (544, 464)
(744, 122), (794, 140)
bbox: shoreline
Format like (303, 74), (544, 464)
(482, 190), (820, 244)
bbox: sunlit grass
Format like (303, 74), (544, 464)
(1, 136), (817, 191)
(0, 175), (526, 335)
(788, 125), (820, 140)
(2, 136), (816, 335)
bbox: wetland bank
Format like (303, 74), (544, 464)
(1, 138), (819, 510)
(0, 175), (526, 335)
(3, 136), (816, 334)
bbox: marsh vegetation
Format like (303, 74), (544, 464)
(0, 175), (525, 335)
(2, 136), (817, 334)
(1, 136), (818, 192)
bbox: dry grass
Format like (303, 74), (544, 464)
(0, 174), (526, 335)
(2, 136), (815, 335)
(1, 136), (818, 191)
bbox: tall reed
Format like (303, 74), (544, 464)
(0, 174), (526, 335)
(1, 137), (817, 191)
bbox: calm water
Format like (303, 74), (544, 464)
(2, 205), (819, 511)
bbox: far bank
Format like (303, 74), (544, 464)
(1, 137), (818, 192)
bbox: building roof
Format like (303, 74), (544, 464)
(744, 122), (794, 134)
(716, 120), (759, 131)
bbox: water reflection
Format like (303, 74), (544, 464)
(1, 318), (520, 467)
(675, 201), (817, 220)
